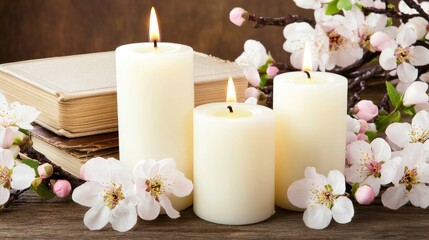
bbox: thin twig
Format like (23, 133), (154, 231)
(248, 13), (314, 28)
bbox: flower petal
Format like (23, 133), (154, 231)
(397, 62), (418, 83)
(168, 170), (193, 197)
(133, 159), (155, 182)
(381, 185), (409, 210)
(0, 148), (14, 169)
(10, 164), (35, 190)
(385, 122), (412, 148)
(379, 157), (401, 185)
(379, 48), (397, 70)
(137, 194), (161, 220)
(243, 66), (261, 87)
(347, 140), (372, 165)
(345, 165), (364, 184)
(332, 196), (354, 224)
(412, 110), (429, 129)
(362, 176), (381, 196)
(111, 203), (138, 232)
(409, 46), (429, 66)
(85, 157), (131, 183)
(409, 184), (429, 208)
(0, 186), (10, 205)
(327, 170), (346, 195)
(159, 194), (180, 219)
(403, 81), (429, 106)
(83, 203), (110, 230)
(371, 138), (392, 163)
(396, 24), (417, 47)
(72, 182), (104, 207)
(303, 204), (332, 230)
(304, 167), (327, 186)
(287, 179), (310, 209)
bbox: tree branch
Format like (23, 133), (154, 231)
(247, 13), (314, 28)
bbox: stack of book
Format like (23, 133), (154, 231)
(0, 51), (247, 177)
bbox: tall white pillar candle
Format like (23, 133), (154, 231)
(274, 71), (347, 210)
(116, 8), (193, 211)
(194, 79), (275, 225)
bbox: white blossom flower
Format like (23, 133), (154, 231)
(386, 110), (429, 149)
(288, 167), (354, 229)
(235, 40), (269, 68)
(0, 126), (24, 158)
(243, 66), (261, 87)
(381, 143), (429, 209)
(0, 148), (35, 205)
(379, 25), (429, 83)
(356, 0), (386, 9)
(347, 115), (361, 145)
(315, 7), (363, 69)
(0, 94), (40, 130)
(345, 138), (400, 195)
(283, 22), (330, 71)
(403, 81), (429, 106)
(133, 158), (193, 220)
(72, 157), (138, 232)
(293, 0), (332, 10)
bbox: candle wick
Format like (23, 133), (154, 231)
(304, 71), (311, 80)
(227, 106), (234, 113)
(154, 40), (158, 48)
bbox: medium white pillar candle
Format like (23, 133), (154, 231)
(274, 71), (347, 210)
(194, 95), (275, 224)
(116, 8), (194, 211)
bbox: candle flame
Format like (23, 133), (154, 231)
(226, 76), (237, 103)
(302, 42), (313, 72)
(149, 7), (160, 43)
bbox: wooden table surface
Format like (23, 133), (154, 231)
(0, 191), (427, 239)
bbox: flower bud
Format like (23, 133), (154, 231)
(356, 133), (369, 142)
(355, 185), (375, 205)
(266, 65), (279, 78)
(358, 119), (369, 133)
(354, 100), (379, 121)
(37, 163), (53, 179)
(53, 180), (72, 198)
(229, 7), (248, 27)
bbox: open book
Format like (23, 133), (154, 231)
(0, 52), (246, 137)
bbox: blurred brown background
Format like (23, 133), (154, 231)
(0, 0), (308, 63)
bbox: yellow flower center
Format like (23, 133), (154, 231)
(409, 125), (429, 143)
(0, 166), (11, 189)
(400, 167), (419, 191)
(395, 47), (411, 64)
(146, 175), (168, 201)
(103, 182), (124, 210)
(311, 185), (335, 209)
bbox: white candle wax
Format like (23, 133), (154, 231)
(274, 71), (347, 210)
(116, 42), (194, 211)
(193, 103), (275, 225)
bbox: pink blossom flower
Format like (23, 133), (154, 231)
(266, 65), (279, 78)
(72, 157), (138, 232)
(355, 185), (375, 205)
(386, 110), (429, 149)
(382, 143), (429, 210)
(0, 148), (35, 205)
(355, 100), (379, 121)
(53, 180), (72, 198)
(346, 138), (400, 196)
(403, 81), (429, 106)
(38, 163), (53, 179)
(229, 7), (247, 27)
(288, 167), (354, 229)
(133, 158), (193, 220)
(370, 31), (397, 52)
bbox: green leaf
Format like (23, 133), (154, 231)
(337, 0), (352, 11)
(402, 106), (416, 116)
(19, 128), (30, 137)
(326, 0), (340, 15)
(365, 131), (377, 142)
(375, 111), (401, 131)
(387, 3), (395, 9)
(386, 17), (393, 27)
(351, 182), (360, 197)
(378, 109), (388, 116)
(31, 182), (56, 199)
(259, 75), (269, 87)
(386, 81), (402, 109)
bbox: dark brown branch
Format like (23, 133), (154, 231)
(248, 13), (314, 28)
(3, 189), (29, 209)
(403, 0), (429, 21)
(348, 81), (367, 109)
(332, 52), (378, 76)
(348, 66), (385, 89)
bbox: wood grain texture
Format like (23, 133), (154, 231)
(0, 191), (427, 239)
(0, 0), (307, 63)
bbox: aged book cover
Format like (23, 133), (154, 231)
(0, 51), (247, 137)
(30, 124), (118, 178)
